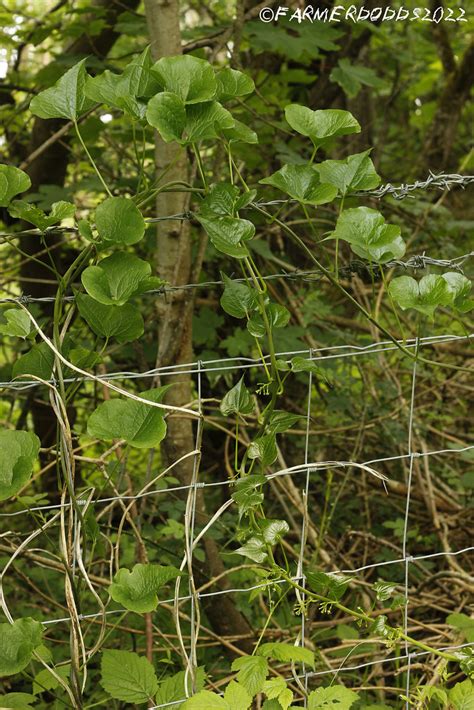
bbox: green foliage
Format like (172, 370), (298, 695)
(30, 58), (90, 120)
(315, 150), (381, 195)
(285, 105), (360, 149)
(260, 164), (338, 205)
(0, 164), (31, 207)
(220, 376), (254, 416)
(329, 207), (405, 263)
(8, 199), (75, 231)
(0, 430), (40, 500)
(100, 649), (158, 703)
(95, 196), (145, 245)
(0, 308), (31, 338)
(308, 685), (359, 709)
(76, 293), (144, 343)
(0, 618), (43, 675)
(388, 274), (452, 319)
(257, 642), (315, 668)
(81, 252), (161, 305)
(231, 655), (268, 695)
(155, 667), (206, 709)
(109, 563), (180, 612)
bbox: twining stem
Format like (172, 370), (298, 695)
(74, 122), (112, 197)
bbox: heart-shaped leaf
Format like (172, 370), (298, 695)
(315, 150), (381, 195)
(109, 563), (181, 613)
(197, 214), (253, 258)
(330, 207), (405, 263)
(257, 642), (315, 668)
(231, 475), (267, 518)
(152, 55), (216, 104)
(442, 272), (474, 313)
(388, 274), (452, 320)
(95, 197), (145, 245)
(0, 617), (43, 675)
(13, 343), (54, 381)
(0, 165), (31, 207)
(87, 388), (168, 448)
(30, 58), (89, 120)
(220, 275), (258, 318)
(0, 430), (40, 501)
(76, 293), (144, 343)
(0, 308), (31, 338)
(146, 92), (186, 143)
(306, 571), (350, 602)
(101, 650), (158, 704)
(259, 519), (289, 545)
(215, 68), (254, 102)
(81, 252), (160, 306)
(8, 200), (75, 232)
(247, 303), (290, 338)
(0, 691), (36, 709)
(285, 104), (360, 149)
(185, 101), (234, 143)
(235, 537), (267, 563)
(260, 164), (338, 205)
(220, 376), (254, 416)
(248, 433), (277, 466)
(221, 119), (258, 144)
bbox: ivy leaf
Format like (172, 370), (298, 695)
(155, 668), (206, 710)
(8, 199), (75, 232)
(0, 308), (31, 338)
(216, 68), (255, 102)
(13, 342), (54, 381)
(308, 685), (359, 709)
(260, 164), (338, 205)
(109, 563), (181, 613)
(181, 690), (227, 709)
(330, 58), (388, 99)
(87, 388), (169, 448)
(285, 104), (360, 150)
(248, 434), (278, 467)
(30, 58), (90, 120)
(388, 274), (452, 320)
(442, 272), (474, 313)
(101, 650), (158, 704)
(220, 376), (254, 416)
(222, 119), (258, 144)
(0, 618), (43, 676)
(330, 207), (405, 263)
(0, 165), (31, 207)
(152, 55), (217, 104)
(220, 275), (258, 319)
(76, 293), (144, 343)
(95, 197), (145, 245)
(197, 214), (252, 258)
(259, 519), (289, 545)
(316, 150), (381, 195)
(0, 692), (36, 709)
(262, 677), (293, 710)
(0, 430), (40, 501)
(235, 536), (267, 563)
(146, 92), (186, 143)
(232, 656), (268, 696)
(185, 101), (234, 143)
(257, 642), (315, 668)
(306, 571), (350, 602)
(231, 474), (267, 518)
(81, 252), (161, 306)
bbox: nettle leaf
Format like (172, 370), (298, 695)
(257, 642), (315, 668)
(215, 68), (255, 102)
(222, 119), (258, 144)
(248, 434), (278, 467)
(330, 58), (388, 99)
(0, 430), (40, 501)
(81, 252), (161, 306)
(330, 207), (405, 263)
(232, 655), (268, 696)
(388, 274), (452, 320)
(260, 164), (337, 206)
(0, 692), (36, 709)
(109, 563), (180, 613)
(220, 376), (254, 416)
(306, 571), (350, 602)
(13, 342), (54, 381)
(76, 293), (144, 343)
(247, 303), (290, 338)
(155, 667), (206, 710)
(267, 410), (301, 434)
(30, 58), (89, 120)
(185, 101), (234, 143)
(316, 150), (381, 195)
(146, 92), (186, 143)
(442, 272), (474, 313)
(259, 519), (289, 545)
(101, 649), (158, 704)
(0, 165), (31, 207)
(87, 388), (168, 448)
(152, 55), (217, 104)
(231, 474), (267, 518)
(197, 214), (252, 258)
(262, 677), (292, 710)
(221, 275), (258, 319)
(308, 685), (359, 709)
(8, 199), (75, 232)
(235, 536), (267, 563)
(285, 104), (360, 149)
(0, 618), (43, 676)
(0, 308), (31, 338)
(95, 197), (145, 245)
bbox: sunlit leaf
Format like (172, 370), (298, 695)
(109, 563), (181, 613)
(152, 55), (217, 104)
(260, 164), (337, 205)
(285, 104), (360, 149)
(330, 207), (405, 263)
(101, 650), (158, 704)
(30, 59), (90, 120)
(95, 196), (145, 245)
(81, 252), (161, 306)
(316, 150), (381, 195)
(0, 618), (43, 676)
(0, 165), (31, 207)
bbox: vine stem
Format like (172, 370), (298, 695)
(74, 122), (112, 197)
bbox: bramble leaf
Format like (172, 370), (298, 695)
(109, 563), (181, 613)
(262, 677), (293, 710)
(101, 649), (158, 704)
(308, 685), (359, 709)
(181, 690), (227, 709)
(95, 197), (145, 245)
(0, 165), (31, 207)
(232, 655), (268, 696)
(155, 668), (206, 710)
(0, 618), (43, 676)
(257, 642), (315, 668)
(330, 58), (388, 98)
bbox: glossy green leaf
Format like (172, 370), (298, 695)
(109, 563), (180, 613)
(388, 274), (452, 320)
(267, 410), (301, 434)
(101, 649), (158, 704)
(442, 272), (474, 313)
(257, 642), (315, 668)
(221, 119), (258, 144)
(330, 58), (388, 98)
(185, 101), (234, 143)
(259, 519), (289, 545)
(81, 252), (161, 306)
(220, 376), (254, 416)
(248, 434), (278, 467)
(0, 308), (31, 338)
(76, 293), (144, 343)
(0, 430), (40, 501)
(306, 571), (350, 602)
(197, 214), (252, 258)
(146, 92), (186, 143)
(291, 357), (330, 383)
(216, 68), (254, 102)
(8, 199), (75, 232)
(201, 183), (241, 216)
(247, 303), (290, 338)
(13, 343), (54, 381)
(152, 55), (217, 104)
(87, 388), (168, 448)
(0, 618), (43, 676)
(220, 275), (258, 318)
(231, 475), (267, 518)
(316, 150), (381, 195)
(95, 196), (145, 245)
(0, 692), (36, 709)
(155, 668), (206, 710)
(308, 685), (359, 709)
(330, 207), (405, 263)
(232, 655), (268, 696)
(30, 58), (89, 120)
(0, 165), (31, 207)
(235, 536), (267, 563)
(285, 104), (360, 149)
(260, 164), (338, 205)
